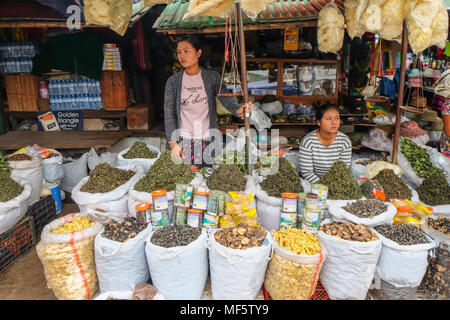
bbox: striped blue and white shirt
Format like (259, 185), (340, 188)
(299, 129), (352, 184)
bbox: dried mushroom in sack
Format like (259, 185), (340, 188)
(426, 215), (450, 236)
(419, 244), (449, 299)
(6, 154), (32, 161)
(102, 217), (147, 242)
(122, 141), (157, 159)
(342, 199), (388, 218)
(80, 163), (134, 194)
(214, 224), (266, 250)
(374, 224), (428, 245)
(150, 225), (201, 248)
(320, 222), (378, 242)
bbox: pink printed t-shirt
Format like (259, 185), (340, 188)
(179, 71), (210, 139)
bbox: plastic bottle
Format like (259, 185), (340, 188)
(39, 81), (49, 99)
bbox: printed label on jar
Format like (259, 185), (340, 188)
(207, 190), (226, 215)
(187, 212), (203, 228)
(282, 193), (298, 213)
(174, 184), (193, 207)
(280, 212), (297, 230)
(192, 193), (209, 210)
(153, 194), (168, 211)
(202, 213), (219, 229)
(311, 184), (328, 202)
(301, 209), (321, 234)
(174, 207), (187, 226)
(151, 210), (163, 227)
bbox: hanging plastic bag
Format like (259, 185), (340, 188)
(250, 106), (272, 132)
(117, 144), (161, 172)
(328, 200), (397, 228)
(240, 0), (274, 20)
(317, 3), (345, 53)
(361, 128), (393, 152)
(87, 148), (118, 171)
(365, 160), (403, 179)
(8, 154), (43, 205)
(37, 213), (103, 300)
(94, 223), (153, 293)
(372, 228), (436, 287)
(318, 219), (382, 300)
(208, 229), (272, 300)
(145, 228), (208, 300)
(72, 163), (145, 213)
(361, 4), (383, 33)
(345, 0), (368, 39)
(62, 153), (88, 193)
(183, 0), (234, 19)
(0, 177), (32, 235)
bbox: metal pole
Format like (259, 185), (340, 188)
(236, 1), (252, 174)
(391, 20), (408, 165)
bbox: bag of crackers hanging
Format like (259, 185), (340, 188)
(36, 213), (103, 300)
(264, 228), (326, 300)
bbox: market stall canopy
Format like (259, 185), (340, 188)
(153, 0), (345, 34)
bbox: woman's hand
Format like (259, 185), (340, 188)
(237, 102), (253, 118)
(169, 142), (183, 158)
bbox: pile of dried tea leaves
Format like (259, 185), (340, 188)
(0, 171), (23, 202)
(416, 173), (450, 206)
(0, 154), (11, 175)
(80, 163), (135, 193)
(373, 169), (412, 200)
(134, 151), (195, 192)
(318, 161), (363, 200)
(122, 141), (158, 159)
(150, 225), (201, 248)
(260, 156), (303, 198)
(206, 164), (247, 192)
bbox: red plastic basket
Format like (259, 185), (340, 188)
(262, 280), (330, 300)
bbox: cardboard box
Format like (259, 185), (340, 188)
(127, 106), (149, 131)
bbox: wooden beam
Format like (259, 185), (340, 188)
(0, 20), (104, 28)
(156, 20), (318, 34)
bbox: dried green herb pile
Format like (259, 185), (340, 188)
(0, 171), (24, 202)
(0, 154), (11, 175)
(373, 169), (412, 200)
(150, 225), (201, 248)
(374, 224), (428, 245)
(416, 173), (450, 206)
(80, 163), (135, 193)
(206, 164), (247, 192)
(318, 161), (363, 200)
(102, 217), (147, 242)
(134, 151), (195, 192)
(400, 137), (444, 179)
(342, 200), (388, 218)
(122, 141), (158, 159)
(260, 156), (303, 198)
(214, 150), (247, 174)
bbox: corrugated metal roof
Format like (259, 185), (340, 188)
(153, 0), (345, 31)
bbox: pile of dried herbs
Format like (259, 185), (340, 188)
(373, 169), (412, 200)
(416, 173), (450, 206)
(80, 163), (135, 193)
(206, 164), (247, 192)
(318, 161), (363, 200)
(150, 225), (201, 248)
(260, 156), (303, 198)
(0, 171), (23, 202)
(122, 141), (158, 159)
(0, 154), (11, 175)
(214, 150), (247, 174)
(400, 137), (444, 179)
(134, 151), (195, 192)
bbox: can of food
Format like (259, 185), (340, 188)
(305, 193), (320, 210)
(311, 184), (328, 209)
(174, 207), (188, 226)
(192, 191), (209, 210)
(202, 212), (219, 229)
(151, 208), (170, 228)
(280, 212), (297, 230)
(207, 190), (226, 216)
(301, 208), (321, 234)
(174, 184), (193, 207)
(151, 190), (168, 211)
(187, 209), (204, 228)
(281, 192), (298, 213)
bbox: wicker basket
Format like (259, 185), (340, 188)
(365, 96), (391, 112)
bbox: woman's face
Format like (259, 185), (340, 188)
(177, 41), (201, 69)
(318, 108), (340, 134)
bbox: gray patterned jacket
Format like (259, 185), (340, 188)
(164, 67), (241, 143)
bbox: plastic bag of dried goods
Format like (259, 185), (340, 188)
(208, 229), (272, 300)
(183, 0), (234, 19)
(240, 0), (274, 20)
(379, 23), (403, 41)
(382, 0), (406, 24)
(72, 163), (145, 213)
(430, 0), (448, 48)
(0, 177), (31, 235)
(406, 0), (441, 52)
(7, 154), (43, 205)
(62, 153), (88, 193)
(365, 161), (403, 180)
(37, 213), (103, 300)
(94, 223), (153, 293)
(145, 228), (208, 300)
(372, 229), (436, 287)
(318, 219), (382, 300)
(345, 0), (368, 39)
(361, 4), (383, 33)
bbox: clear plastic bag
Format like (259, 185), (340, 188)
(183, 0), (234, 19)
(250, 106), (272, 132)
(361, 4), (383, 33)
(317, 3), (345, 53)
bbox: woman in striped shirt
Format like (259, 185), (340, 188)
(299, 104), (352, 184)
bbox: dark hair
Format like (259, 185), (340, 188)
(316, 103), (340, 121)
(178, 35), (202, 51)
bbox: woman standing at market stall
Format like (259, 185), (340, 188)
(433, 70), (450, 158)
(299, 103), (352, 183)
(164, 35), (253, 166)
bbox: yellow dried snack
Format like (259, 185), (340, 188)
(318, 4), (345, 53)
(241, 0), (274, 17)
(382, 0), (406, 25)
(184, 0), (234, 18)
(273, 228), (321, 255)
(430, 2), (449, 48)
(345, 5), (366, 39)
(52, 216), (95, 234)
(361, 4), (383, 33)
